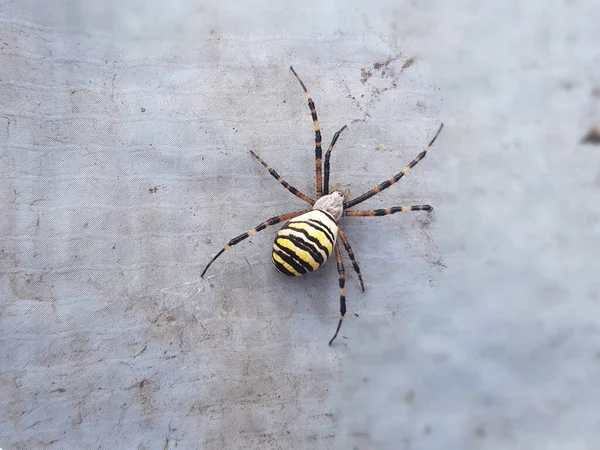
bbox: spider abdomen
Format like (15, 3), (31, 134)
(272, 209), (338, 276)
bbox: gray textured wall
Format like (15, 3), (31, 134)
(1, 1), (599, 449)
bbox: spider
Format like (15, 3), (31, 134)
(201, 66), (443, 345)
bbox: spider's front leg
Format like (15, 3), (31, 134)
(324, 125), (348, 194)
(343, 205), (432, 217)
(344, 123), (443, 209)
(290, 66), (324, 198)
(250, 150), (315, 205)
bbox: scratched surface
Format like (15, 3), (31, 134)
(0, 1), (443, 449)
(2, 1), (599, 450)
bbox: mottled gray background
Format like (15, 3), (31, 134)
(1, 1), (599, 449)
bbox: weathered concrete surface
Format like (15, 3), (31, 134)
(1, 1), (598, 449)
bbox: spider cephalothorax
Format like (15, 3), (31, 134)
(201, 66), (443, 345)
(312, 190), (344, 221)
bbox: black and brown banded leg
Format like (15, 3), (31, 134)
(329, 243), (346, 346)
(290, 66), (324, 198)
(344, 205), (432, 217)
(201, 210), (307, 277)
(344, 123), (444, 209)
(250, 150), (315, 205)
(324, 125), (348, 194)
(337, 227), (364, 292)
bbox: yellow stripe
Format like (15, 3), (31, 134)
(272, 252), (302, 276)
(278, 229), (328, 260)
(276, 238), (320, 270)
(287, 222), (333, 255)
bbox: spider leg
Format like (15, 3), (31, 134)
(329, 243), (346, 346)
(201, 210), (307, 277)
(344, 205), (432, 217)
(290, 66), (324, 198)
(324, 125), (348, 194)
(344, 123), (443, 209)
(337, 227), (364, 292)
(250, 151), (315, 205)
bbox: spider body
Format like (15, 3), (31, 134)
(272, 192), (343, 276)
(201, 66), (443, 345)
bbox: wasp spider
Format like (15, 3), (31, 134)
(202, 66), (443, 345)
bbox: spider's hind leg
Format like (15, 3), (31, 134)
(338, 227), (364, 292)
(201, 210), (306, 277)
(329, 243), (346, 345)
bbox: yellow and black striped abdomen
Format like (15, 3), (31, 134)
(272, 209), (338, 276)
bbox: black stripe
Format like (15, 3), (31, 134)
(267, 166), (280, 178)
(306, 217), (336, 244)
(380, 179), (393, 190)
(273, 248), (308, 275)
(408, 152), (425, 168)
(272, 256), (296, 276)
(278, 234), (324, 265)
(315, 209), (336, 223)
(291, 216), (335, 244)
(275, 242), (314, 273)
(287, 234), (325, 265)
(392, 171), (408, 183)
(289, 220), (335, 247)
(282, 226), (331, 257)
(230, 231), (253, 246)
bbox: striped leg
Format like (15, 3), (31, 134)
(344, 205), (432, 217)
(250, 150), (315, 205)
(329, 243), (346, 346)
(290, 66), (324, 198)
(337, 227), (365, 292)
(323, 125), (348, 194)
(344, 123), (443, 209)
(201, 210), (306, 277)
